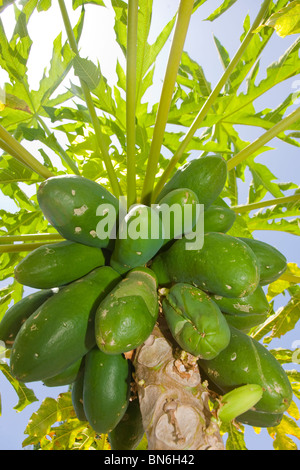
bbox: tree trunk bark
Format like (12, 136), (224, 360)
(133, 316), (225, 451)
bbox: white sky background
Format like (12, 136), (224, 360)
(0, 0), (299, 450)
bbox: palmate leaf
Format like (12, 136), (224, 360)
(268, 414), (300, 450)
(205, 0), (238, 22)
(260, 1), (300, 38)
(0, 362), (38, 412)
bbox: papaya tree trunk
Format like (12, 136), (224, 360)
(133, 315), (225, 450)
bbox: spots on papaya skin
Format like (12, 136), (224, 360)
(73, 205), (88, 216)
(75, 227), (82, 233)
(71, 190), (76, 196)
(90, 230), (97, 238)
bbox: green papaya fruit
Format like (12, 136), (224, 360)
(37, 175), (119, 249)
(204, 205), (236, 233)
(83, 347), (130, 434)
(95, 267), (159, 355)
(110, 204), (164, 275)
(0, 289), (55, 348)
(198, 326), (293, 415)
(218, 384), (264, 424)
(156, 154), (227, 209)
(72, 369), (87, 422)
(151, 232), (260, 298)
(211, 286), (270, 331)
(10, 267), (121, 383)
(14, 240), (105, 289)
(43, 357), (83, 387)
(108, 398), (144, 450)
(239, 237), (287, 286)
(154, 188), (200, 245)
(162, 283), (231, 359)
(236, 409), (284, 428)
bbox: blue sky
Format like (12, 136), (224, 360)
(0, 0), (299, 450)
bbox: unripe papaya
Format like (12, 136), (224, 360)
(0, 289), (55, 348)
(211, 286), (270, 331)
(43, 357), (83, 387)
(110, 204), (164, 275)
(14, 241), (105, 289)
(108, 398), (144, 450)
(162, 283), (230, 359)
(83, 347), (130, 434)
(72, 370), (87, 422)
(37, 175), (119, 249)
(204, 205), (236, 233)
(154, 188), (200, 245)
(239, 237), (287, 286)
(151, 232), (260, 298)
(236, 408), (284, 428)
(10, 267), (121, 383)
(218, 384), (263, 423)
(95, 267), (159, 355)
(156, 154), (227, 209)
(198, 326), (293, 415)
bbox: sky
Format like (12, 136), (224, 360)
(0, 0), (299, 450)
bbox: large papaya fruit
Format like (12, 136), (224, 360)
(37, 175), (119, 249)
(14, 241), (105, 289)
(151, 232), (260, 298)
(10, 267), (121, 383)
(83, 347), (130, 434)
(162, 283), (230, 359)
(238, 237), (287, 286)
(236, 409), (284, 428)
(155, 154), (227, 209)
(110, 204), (164, 275)
(198, 326), (293, 416)
(0, 289), (55, 348)
(108, 398), (144, 450)
(95, 267), (159, 355)
(204, 205), (236, 233)
(211, 286), (270, 331)
(43, 357), (83, 388)
(154, 188), (200, 245)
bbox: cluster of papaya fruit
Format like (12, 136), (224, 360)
(0, 154), (293, 448)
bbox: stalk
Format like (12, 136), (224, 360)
(133, 317), (225, 450)
(126, 0), (139, 209)
(0, 233), (64, 243)
(141, 0), (195, 206)
(58, 0), (122, 198)
(0, 124), (55, 179)
(152, 0), (273, 202)
(0, 242), (61, 253)
(227, 107), (300, 171)
(232, 194), (300, 213)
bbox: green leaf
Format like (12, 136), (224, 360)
(72, 0), (105, 9)
(0, 363), (38, 412)
(262, 1), (300, 38)
(0, 0), (16, 14)
(205, 0), (238, 22)
(224, 422), (247, 450)
(268, 414), (300, 450)
(73, 56), (101, 90)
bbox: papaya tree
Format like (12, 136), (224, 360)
(0, 0), (300, 451)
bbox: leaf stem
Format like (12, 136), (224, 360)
(0, 233), (64, 243)
(232, 194), (300, 213)
(152, 0), (273, 202)
(227, 106), (300, 171)
(0, 124), (55, 179)
(141, 0), (195, 205)
(0, 242), (61, 253)
(126, 0), (138, 209)
(58, 0), (122, 198)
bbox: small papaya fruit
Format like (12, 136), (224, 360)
(156, 154), (227, 209)
(0, 289), (55, 348)
(239, 237), (287, 286)
(110, 204), (164, 275)
(236, 408), (284, 428)
(154, 188), (200, 245)
(162, 283), (231, 359)
(10, 267), (121, 383)
(204, 205), (236, 233)
(37, 175), (119, 249)
(43, 357), (83, 388)
(83, 347), (130, 434)
(211, 286), (270, 331)
(72, 369), (87, 422)
(151, 232), (260, 298)
(198, 326), (293, 415)
(95, 267), (159, 355)
(108, 398), (145, 450)
(14, 240), (105, 289)
(218, 384), (263, 423)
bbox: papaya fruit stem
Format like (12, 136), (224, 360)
(152, 0), (273, 203)
(141, 0), (195, 206)
(0, 233), (64, 244)
(232, 194), (300, 213)
(0, 242), (61, 253)
(58, 0), (122, 198)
